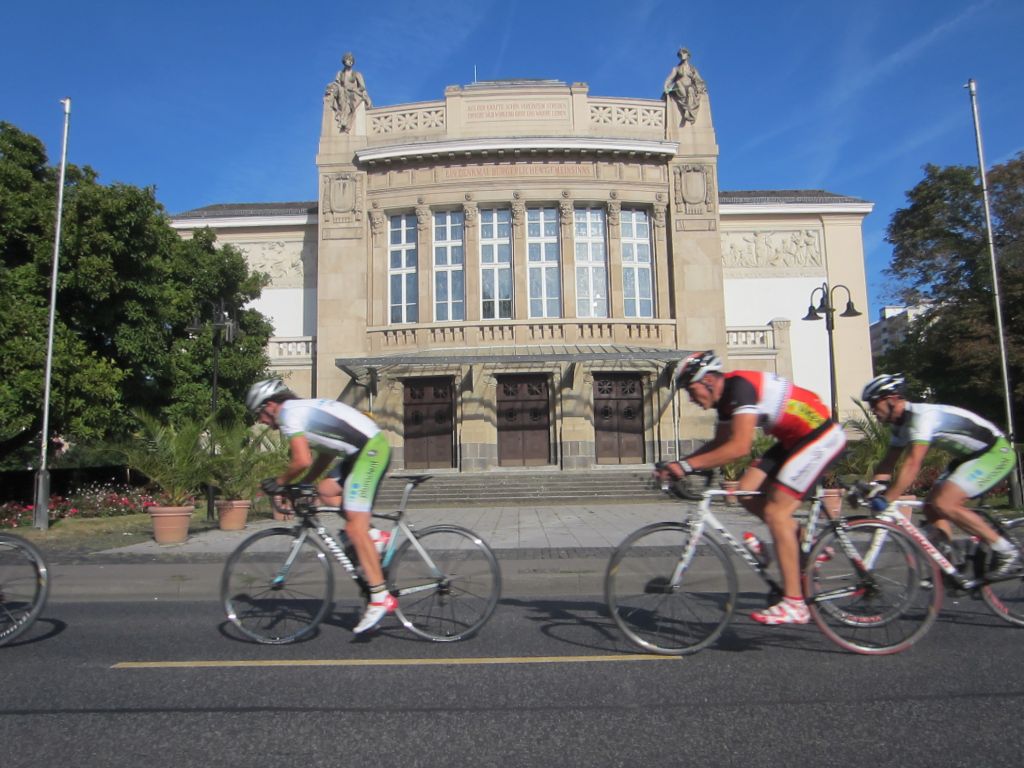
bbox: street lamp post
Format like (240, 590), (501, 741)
(802, 282), (862, 423)
(965, 78), (1023, 507)
(188, 298), (237, 521)
(33, 97), (72, 531)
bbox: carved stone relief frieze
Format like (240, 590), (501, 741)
(721, 229), (824, 275)
(463, 201), (478, 227)
(234, 239), (314, 289)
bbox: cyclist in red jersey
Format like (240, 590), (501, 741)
(656, 351), (847, 625)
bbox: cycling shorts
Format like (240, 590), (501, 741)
(328, 432), (391, 513)
(941, 436), (1016, 498)
(754, 421), (846, 500)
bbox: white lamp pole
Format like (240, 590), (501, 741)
(965, 79), (1022, 507)
(34, 97), (72, 530)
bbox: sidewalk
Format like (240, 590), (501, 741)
(45, 501), (771, 601)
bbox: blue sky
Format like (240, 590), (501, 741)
(3, 0), (1021, 317)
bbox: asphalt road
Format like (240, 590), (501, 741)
(2, 592), (1023, 768)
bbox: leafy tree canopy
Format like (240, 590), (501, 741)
(0, 122), (273, 468)
(880, 152), (1024, 431)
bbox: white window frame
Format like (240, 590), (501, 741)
(574, 206), (608, 318)
(480, 207), (513, 320)
(526, 207), (561, 318)
(388, 214), (418, 324)
(433, 210), (465, 322)
(620, 208), (654, 319)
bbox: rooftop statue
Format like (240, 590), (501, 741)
(325, 51), (372, 133)
(662, 47), (706, 126)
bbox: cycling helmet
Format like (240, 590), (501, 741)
(861, 373), (906, 403)
(673, 350), (723, 388)
(245, 378), (292, 413)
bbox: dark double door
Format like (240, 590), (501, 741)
(403, 377), (455, 469)
(497, 375), (551, 467)
(594, 373), (645, 464)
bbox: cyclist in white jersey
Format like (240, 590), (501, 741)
(862, 374), (1020, 576)
(246, 379), (396, 633)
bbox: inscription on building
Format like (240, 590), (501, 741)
(442, 164), (593, 180)
(465, 100), (569, 122)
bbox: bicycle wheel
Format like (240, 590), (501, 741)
(0, 534), (49, 647)
(387, 525), (501, 642)
(804, 519), (941, 654)
(221, 528), (333, 644)
(981, 517), (1024, 626)
(605, 523), (736, 656)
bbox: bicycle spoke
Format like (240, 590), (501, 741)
(605, 523), (736, 655)
(388, 526), (501, 642)
(981, 518), (1024, 626)
(0, 534), (49, 647)
(221, 529), (333, 644)
(804, 520), (941, 654)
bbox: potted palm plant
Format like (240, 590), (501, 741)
(206, 420), (288, 530)
(121, 413), (208, 544)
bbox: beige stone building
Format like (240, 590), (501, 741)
(172, 51), (874, 472)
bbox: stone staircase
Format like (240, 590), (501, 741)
(373, 468), (665, 509)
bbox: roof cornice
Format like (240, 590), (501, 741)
(355, 136), (680, 164)
(170, 214), (315, 230)
(720, 202), (874, 216)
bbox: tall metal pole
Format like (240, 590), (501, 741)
(34, 97), (72, 531)
(966, 78), (1023, 507)
(822, 285), (840, 423)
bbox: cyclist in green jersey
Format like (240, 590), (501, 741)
(862, 374), (1020, 576)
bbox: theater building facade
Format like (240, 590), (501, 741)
(173, 51), (874, 472)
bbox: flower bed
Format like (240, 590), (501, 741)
(0, 484), (162, 529)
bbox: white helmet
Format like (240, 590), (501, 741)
(861, 373), (906, 403)
(673, 350), (723, 388)
(245, 378), (292, 413)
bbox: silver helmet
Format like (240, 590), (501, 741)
(673, 350), (723, 388)
(245, 378), (292, 413)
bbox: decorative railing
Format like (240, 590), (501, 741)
(368, 318), (677, 352)
(588, 98), (665, 131)
(267, 336), (315, 365)
(369, 102), (447, 137)
(726, 326), (777, 350)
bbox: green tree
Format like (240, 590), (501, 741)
(882, 153), (1024, 431)
(0, 122), (273, 467)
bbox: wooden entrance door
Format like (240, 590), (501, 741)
(496, 375), (551, 467)
(403, 377), (455, 470)
(594, 373), (645, 464)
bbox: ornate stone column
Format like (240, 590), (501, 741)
(369, 201), (388, 329)
(415, 199), (432, 326)
(606, 195), (623, 325)
(558, 194), (577, 324)
(462, 198), (480, 324)
(652, 198), (670, 320)
(511, 195), (527, 326)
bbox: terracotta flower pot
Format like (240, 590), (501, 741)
(722, 480), (740, 505)
(823, 487), (843, 516)
(148, 505), (194, 544)
(215, 499), (251, 531)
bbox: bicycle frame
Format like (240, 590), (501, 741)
(273, 478), (447, 594)
(671, 484), (890, 598)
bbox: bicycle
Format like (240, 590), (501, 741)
(605, 469), (937, 655)
(846, 482), (1024, 628)
(0, 533), (50, 647)
(221, 475), (502, 644)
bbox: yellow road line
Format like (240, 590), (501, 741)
(112, 654), (677, 670)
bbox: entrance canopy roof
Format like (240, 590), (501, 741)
(336, 344), (689, 387)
